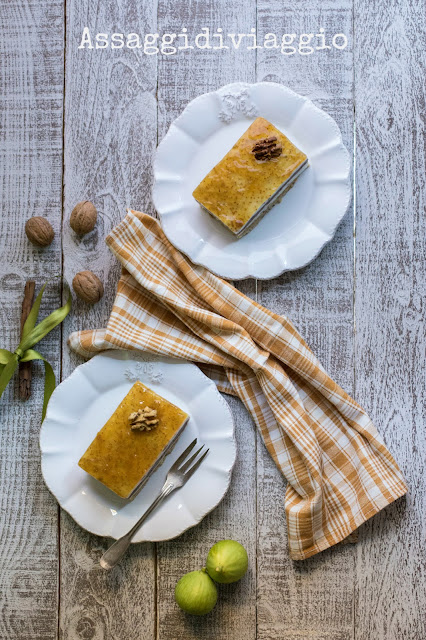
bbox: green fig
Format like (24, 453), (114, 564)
(175, 569), (218, 615)
(206, 540), (248, 584)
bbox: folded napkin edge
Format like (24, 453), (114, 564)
(289, 478), (408, 560)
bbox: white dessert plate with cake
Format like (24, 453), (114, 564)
(152, 81), (351, 280)
(40, 351), (236, 541)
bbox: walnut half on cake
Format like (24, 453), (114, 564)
(192, 117), (308, 237)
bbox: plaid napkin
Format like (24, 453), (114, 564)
(68, 210), (407, 560)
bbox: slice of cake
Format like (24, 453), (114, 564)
(78, 381), (189, 499)
(192, 117), (308, 237)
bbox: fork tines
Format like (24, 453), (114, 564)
(171, 438), (198, 469)
(181, 446), (209, 477)
(172, 438), (209, 478)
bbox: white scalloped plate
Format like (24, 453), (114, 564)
(153, 82), (351, 280)
(40, 351), (236, 541)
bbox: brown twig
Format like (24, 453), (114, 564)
(19, 280), (35, 400)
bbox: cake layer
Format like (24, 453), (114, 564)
(193, 117), (308, 235)
(235, 159), (309, 237)
(78, 381), (189, 499)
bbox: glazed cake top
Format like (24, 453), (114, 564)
(192, 117), (307, 234)
(78, 381), (189, 499)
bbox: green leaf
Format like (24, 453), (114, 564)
(20, 349), (56, 421)
(0, 349), (13, 365)
(21, 283), (46, 341)
(19, 291), (71, 353)
(0, 354), (19, 400)
(42, 360), (55, 421)
(0, 283), (71, 422)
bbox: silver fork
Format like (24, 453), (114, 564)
(100, 439), (209, 570)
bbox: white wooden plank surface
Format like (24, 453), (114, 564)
(59, 1), (158, 638)
(255, 4), (357, 639)
(0, 1), (64, 638)
(155, 2), (258, 638)
(0, 0), (425, 638)
(353, 1), (426, 638)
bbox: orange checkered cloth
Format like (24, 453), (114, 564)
(68, 210), (407, 560)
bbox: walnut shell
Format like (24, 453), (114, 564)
(25, 217), (55, 247)
(70, 201), (97, 235)
(72, 271), (104, 304)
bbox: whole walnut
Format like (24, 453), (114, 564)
(25, 217), (55, 247)
(70, 201), (97, 235)
(72, 271), (104, 304)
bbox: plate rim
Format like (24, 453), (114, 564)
(152, 80), (352, 280)
(39, 350), (237, 542)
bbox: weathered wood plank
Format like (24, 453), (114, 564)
(155, 3), (258, 637)
(19, 281), (36, 400)
(157, 398), (257, 640)
(60, 2), (158, 638)
(0, 1), (64, 638)
(3, 2), (423, 639)
(255, 5), (356, 639)
(353, 1), (426, 638)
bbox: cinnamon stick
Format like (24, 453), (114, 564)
(19, 280), (35, 400)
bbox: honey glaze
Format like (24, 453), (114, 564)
(78, 381), (189, 498)
(193, 117), (307, 234)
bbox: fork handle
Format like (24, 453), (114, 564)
(100, 482), (175, 570)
